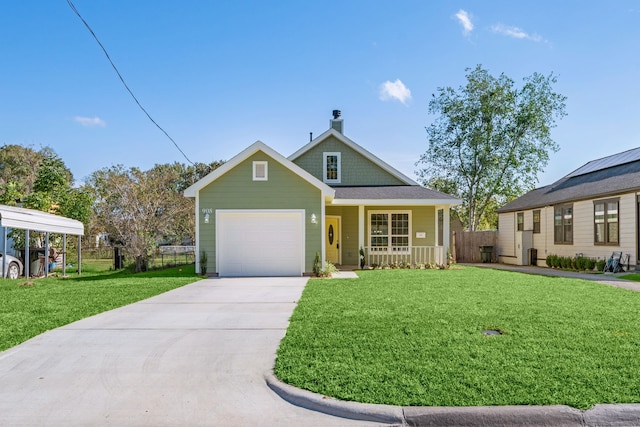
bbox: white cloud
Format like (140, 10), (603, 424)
(379, 79), (412, 105)
(491, 24), (544, 42)
(74, 116), (106, 127)
(455, 9), (474, 36)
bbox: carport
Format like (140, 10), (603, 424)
(0, 205), (84, 279)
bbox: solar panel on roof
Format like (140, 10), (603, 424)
(567, 146), (640, 177)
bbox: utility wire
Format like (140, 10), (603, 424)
(66, 0), (195, 166)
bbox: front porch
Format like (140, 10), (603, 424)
(323, 203), (452, 268)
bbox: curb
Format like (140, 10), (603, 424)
(265, 371), (640, 426)
(265, 371), (404, 425)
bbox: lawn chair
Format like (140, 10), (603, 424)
(604, 252), (624, 273)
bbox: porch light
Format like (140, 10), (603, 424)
(310, 214), (317, 224)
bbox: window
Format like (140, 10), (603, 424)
(594, 199), (619, 245)
(369, 211), (410, 252)
(323, 152), (341, 184)
(554, 204), (573, 244)
(533, 210), (541, 233)
(252, 161), (268, 181)
(516, 212), (524, 231)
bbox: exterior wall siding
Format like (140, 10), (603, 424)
(292, 135), (406, 186)
(197, 151), (322, 274)
(498, 192), (638, 267)
(498, 213), (516, 264)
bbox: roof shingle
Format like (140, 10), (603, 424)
(497, 159), (640, 213)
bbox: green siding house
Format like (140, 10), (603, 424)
(184, 112), (460, 277)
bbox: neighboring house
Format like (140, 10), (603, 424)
(184, 112), (461, 277)
(497, 147), (640, 268)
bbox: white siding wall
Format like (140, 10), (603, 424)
(500, 192), (637, 267)
(498, 212), (516, 264)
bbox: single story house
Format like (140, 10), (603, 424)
(184, 112), (461, 277)
(497, 146), (640, 269)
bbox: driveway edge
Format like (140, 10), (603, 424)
(266, 371), (640, 426)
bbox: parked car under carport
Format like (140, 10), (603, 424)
(0, 253), (23, 279)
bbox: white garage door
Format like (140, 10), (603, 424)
(217, 210), (305, 277)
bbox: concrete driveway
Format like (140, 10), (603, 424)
(0, 277), (384, 427)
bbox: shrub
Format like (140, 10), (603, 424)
(596, 259), (606, 272)
(546, 255), (553, 268)
(322, 261), (337, 277)
(313, 252), (322, 277)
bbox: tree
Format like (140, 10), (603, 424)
(0, 144), (47, 204)
(416, 65), (567, 231)
(85, 161), (222, 272)
(0, 145), (93, 250)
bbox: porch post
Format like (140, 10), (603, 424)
(443, 206), (451, 264)
(358, 205), (365, 254)
(321, 201), (327, 270)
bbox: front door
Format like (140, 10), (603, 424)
(325, 216), (340, 265)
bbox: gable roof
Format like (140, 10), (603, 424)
(288, 128), (418, 186)
(183, 141), (335, 200)
(498, 156), (640, 213)
(332, 186), (461, 206)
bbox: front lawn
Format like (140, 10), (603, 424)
(274, 267), (640, 409)
(0, 264), (201, 352)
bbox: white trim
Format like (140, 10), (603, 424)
(184, 141), (335, 200)
(367, 210), (412, 253)
(332, 198), (461, 206)
(358, 205), (365, 255)
(320, 202), (326, 271)
(323, 152), (341, 184)
(325, 215), (341, 265)
(195, 196), (200, 271)
(288, 128), (418, 185)
(215, 209), (305, 277)
(252, 161), (268, 181)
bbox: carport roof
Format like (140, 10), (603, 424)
(0, 205), (84, 235)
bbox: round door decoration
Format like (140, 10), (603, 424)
(328, 225), (334, 245)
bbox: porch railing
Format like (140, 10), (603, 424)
(364, 246), (445, 267)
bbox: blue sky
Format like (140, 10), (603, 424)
(2, 1), (639, 187)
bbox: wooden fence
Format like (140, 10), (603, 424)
(452, 230), (499, 263)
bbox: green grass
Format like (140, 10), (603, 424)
(274, 267), (640, 409)
(0, 263), (201, 352)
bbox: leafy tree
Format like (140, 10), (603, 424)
(85, 161), (222, 272)
(0, 145), (92, 252)
(0, 145), (47, 202)
(417, 65), (567, 231)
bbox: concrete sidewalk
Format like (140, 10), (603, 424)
(466, 262), (640, 292)
(0, 277), (383, 427)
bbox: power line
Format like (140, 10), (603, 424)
(66, 0), (195, 166)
